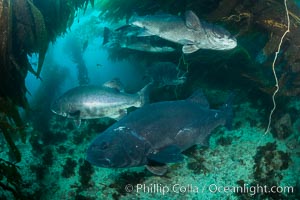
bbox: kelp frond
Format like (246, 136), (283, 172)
(95, 0), (220, 22)
(0, 0), (93, 197)
(0, 158), (24, 199)
(27, 0), (48, 76)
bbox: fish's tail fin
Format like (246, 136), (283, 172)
(220, 91), (235, 130)
(103, 27), (111, 45)
(138, 82), (153, 107)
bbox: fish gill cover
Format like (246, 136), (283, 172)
(0, 0), (300, 199)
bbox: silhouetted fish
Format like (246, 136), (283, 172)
(87, 90), (233, 175)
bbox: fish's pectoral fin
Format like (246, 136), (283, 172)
(182, 44), (199, 54)
(175, 127), (197, 145)
(146, 161), (168, 176)
(73, 118), (81, 128)
(178, 39), (193, 44)
(201, 136), (210, 147)
(185, 10), (202, 31)
(137, 29), (155, 37)
(148, 145), (183, 163)
(138, 82), (153, 107)
(114, 109), (127, 120)
(69, 110), (81, 128)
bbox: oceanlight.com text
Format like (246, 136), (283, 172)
(209, 184), (294, 196)
(124, 183), (294, 196)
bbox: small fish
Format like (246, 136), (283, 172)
(102, 78), (125, 93)
(87, 90), (233, 175)
(146, 62), (187, 88)
(130, 10), (237, 54)
(51, 82), (152, 127)
(103, 26), (177, 53)
(96, 63), (103, 67)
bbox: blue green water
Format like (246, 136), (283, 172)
(1, 0), (300, 199)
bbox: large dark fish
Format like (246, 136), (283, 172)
(130, 10), (237, 54)
(103, 26), (176, 53)
(51, 82), (152, 127)
(87, 90), (233, 175)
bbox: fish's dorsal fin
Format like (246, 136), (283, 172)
(185, 10), (202, 31)
(187, 90), (209, 108)
(102, 78), (125, 92)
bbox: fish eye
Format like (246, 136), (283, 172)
(100, 142), (109, 150)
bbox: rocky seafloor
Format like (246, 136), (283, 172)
(1, 91), (299, 200)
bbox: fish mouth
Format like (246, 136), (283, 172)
(97, 158), (112, 167)
(228, 36), (237, 48)
(50, 101), (61, 115)
(87, 154), (112, 167)
(220, 38), (237, 50)
(87, 146), (113, 167)
(230, 41), (237, 49)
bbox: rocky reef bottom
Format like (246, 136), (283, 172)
(0, 95), (299, 200)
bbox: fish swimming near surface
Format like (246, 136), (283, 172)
(145, 62), (187, 88)
(129, 10), (237, 54)
(103, 26), (177, 53)
(87, 90), (233, 175)
(51, 81), (152, 127)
